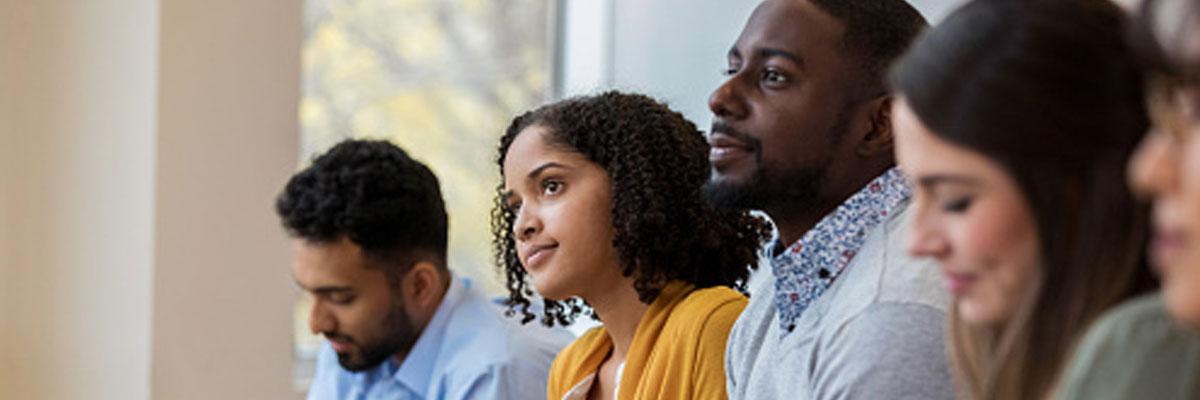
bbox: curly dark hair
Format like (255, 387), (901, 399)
(276, 139), (449, 279)
(493, 91), (771, 326)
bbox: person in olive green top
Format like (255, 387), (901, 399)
(1057, 295), (1200, 399)
(1057, 0), (1200, 398)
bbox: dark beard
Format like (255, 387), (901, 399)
(336, 297), (420, 372)
(703, 160), (827, 213)
(703, 104), (850, 213)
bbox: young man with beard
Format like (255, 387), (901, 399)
(276, 139), (570, 399)
(706, 1), (953, 398)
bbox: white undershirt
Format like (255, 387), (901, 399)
(562, 363), (625, 400)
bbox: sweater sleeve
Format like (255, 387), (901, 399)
(812, 302), (954, 400)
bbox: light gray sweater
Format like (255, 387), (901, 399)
(725, 205), (954, 400)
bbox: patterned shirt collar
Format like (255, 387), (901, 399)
(771, 167), (911, 335)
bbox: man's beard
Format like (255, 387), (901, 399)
(702, 123), (829, 211)
(704, 159), (828, 213)
(334, 297), (420, 372)
(704, 106), (850, 213)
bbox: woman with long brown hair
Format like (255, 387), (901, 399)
(889, 0), (1156, 398)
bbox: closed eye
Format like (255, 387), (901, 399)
(328, 294), (354, 306)
(315, 289), (355, 305)
(917, 175), (981, 214)
(941, 196), (974, 213)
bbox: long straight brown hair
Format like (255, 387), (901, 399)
(891, 0), (1158, 398)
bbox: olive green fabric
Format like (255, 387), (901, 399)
(1056, 294), (1200, 400)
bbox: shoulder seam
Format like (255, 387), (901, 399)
(830, 301), (943, 338)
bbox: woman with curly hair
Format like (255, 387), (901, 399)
(494, 91), (770, 400)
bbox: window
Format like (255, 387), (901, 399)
(296, 0), (553, 390)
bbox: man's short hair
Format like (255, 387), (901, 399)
(809, 0), (929, 97)
(276, 139), (448, 272)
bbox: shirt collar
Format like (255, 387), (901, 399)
(390, 274), (467, 397)
(776, 168), (910, 259)
(770, 168), (911, 331)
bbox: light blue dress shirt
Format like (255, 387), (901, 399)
(306, 275), (572, 400)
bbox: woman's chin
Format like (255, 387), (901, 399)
(529, 276), (570, 302)
(1163, 279), (1200, 329)
(956, 298), (1008, 328)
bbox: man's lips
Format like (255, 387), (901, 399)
(709, 132), (754, 166)
(708, 132), (752, 150)
(327, 336), (354, 353)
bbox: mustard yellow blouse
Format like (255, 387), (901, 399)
(546, 281), (747, 400)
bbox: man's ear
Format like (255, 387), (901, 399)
(402, 261), (444, 310)
(856, 95), (895, 158)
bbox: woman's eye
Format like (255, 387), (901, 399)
(722, 66), (739, 76)
(542, 180), (564, 196)
(941, 196), (974, 213)
(1180, 87), (1200, 122)
(503, 200), (521, 214)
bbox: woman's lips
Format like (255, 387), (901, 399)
(524, 244), (558, 270)
(1150, 227), (1189, 274)
(941, 269), (978, 296)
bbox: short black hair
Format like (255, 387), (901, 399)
(494, 91), (771, 326)
(809, 0), (929, 97)
(276, 139), (449, 274)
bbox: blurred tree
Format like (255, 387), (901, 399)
(294, 0), (551, 389)
(301, 0), (551, 296)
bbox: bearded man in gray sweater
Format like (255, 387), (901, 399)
(705, 1), (953, 398)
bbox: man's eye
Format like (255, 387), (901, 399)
(329, 293), (354, 305)
(762, 68), (788, 84)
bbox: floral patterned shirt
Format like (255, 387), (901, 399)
(770, 168), (911, 335)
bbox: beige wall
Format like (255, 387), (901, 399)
(151, 0), (301, 398)
(0, 0), (16, 389)
(0, 0), (301, 398)
(0, 1), (158, 398)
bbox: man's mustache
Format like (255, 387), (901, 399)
(710, 121), (762, 152)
